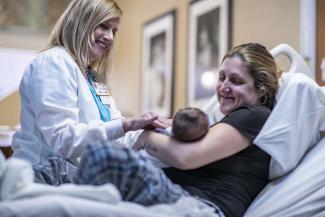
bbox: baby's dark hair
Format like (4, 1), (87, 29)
(172, 107), (209, 142)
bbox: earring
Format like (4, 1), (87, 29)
(261, 95), (268, 105)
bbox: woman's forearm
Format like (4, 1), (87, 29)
(137, 123), (250, 170)
(140, 131), (198, 170)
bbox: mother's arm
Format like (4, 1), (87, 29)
(135, 123), (250, 170)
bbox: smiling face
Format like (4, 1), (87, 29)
(89, 17), (119, 63)
(216, 56), (261, 115)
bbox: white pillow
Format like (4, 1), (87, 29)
(254, 72), (325, 180)
(245, 137), (325, 217)
(0, 152), (5, 178)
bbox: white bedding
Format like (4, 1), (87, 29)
(243, 44), (325, 215)
(254, 43), (325, 180)
(0, 154), (217, 217)
(254, 72), (325, 179)
(0, 195), (217, 217)
(244, 138), (325, 217)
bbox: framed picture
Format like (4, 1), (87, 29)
(141, 11), (176, 117)
(187, 0), (231, 107)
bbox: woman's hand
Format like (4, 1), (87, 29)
(153, 116), (172, 129)
(122, 112), (157, 132)
(122, 112), (172, 133)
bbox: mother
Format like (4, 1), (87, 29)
(74, 43), (280, 217)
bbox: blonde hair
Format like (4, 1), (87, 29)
(47, 0), (122, 83)
(222, 43), (281, 109)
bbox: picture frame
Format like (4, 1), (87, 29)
(187, 0), (231, 107)
(141, 11), (176, 117)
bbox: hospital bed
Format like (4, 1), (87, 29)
(1, 44), (325, 217)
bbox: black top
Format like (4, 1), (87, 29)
(163, 105), (271, 217)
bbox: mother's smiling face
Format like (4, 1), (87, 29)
(216, 55), (262, 115)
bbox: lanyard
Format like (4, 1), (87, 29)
(87, 70), (111, 122)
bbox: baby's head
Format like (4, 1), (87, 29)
(172, 107), (209, 142)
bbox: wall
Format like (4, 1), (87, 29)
(0, 91), (20, 126)
(234, 0), (300, 73)
(233, 0), (299, 49)
(0, 0), (300, 126)
(112, 0), (188, 117)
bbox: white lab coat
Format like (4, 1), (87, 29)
(11, 46), (127, 165)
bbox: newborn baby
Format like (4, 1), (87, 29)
(147, 107), (209, 168)
(172, 107), (209, 142)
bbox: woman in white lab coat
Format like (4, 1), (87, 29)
(11, 0), (169, 185)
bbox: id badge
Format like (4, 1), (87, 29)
(100, 95), (111, 105)
(93, 82), (110, 96)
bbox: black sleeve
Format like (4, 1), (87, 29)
(219, 105), (271, 142)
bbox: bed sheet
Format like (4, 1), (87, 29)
(0, 195), (217, 217)
(0, 153), (218, 217)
